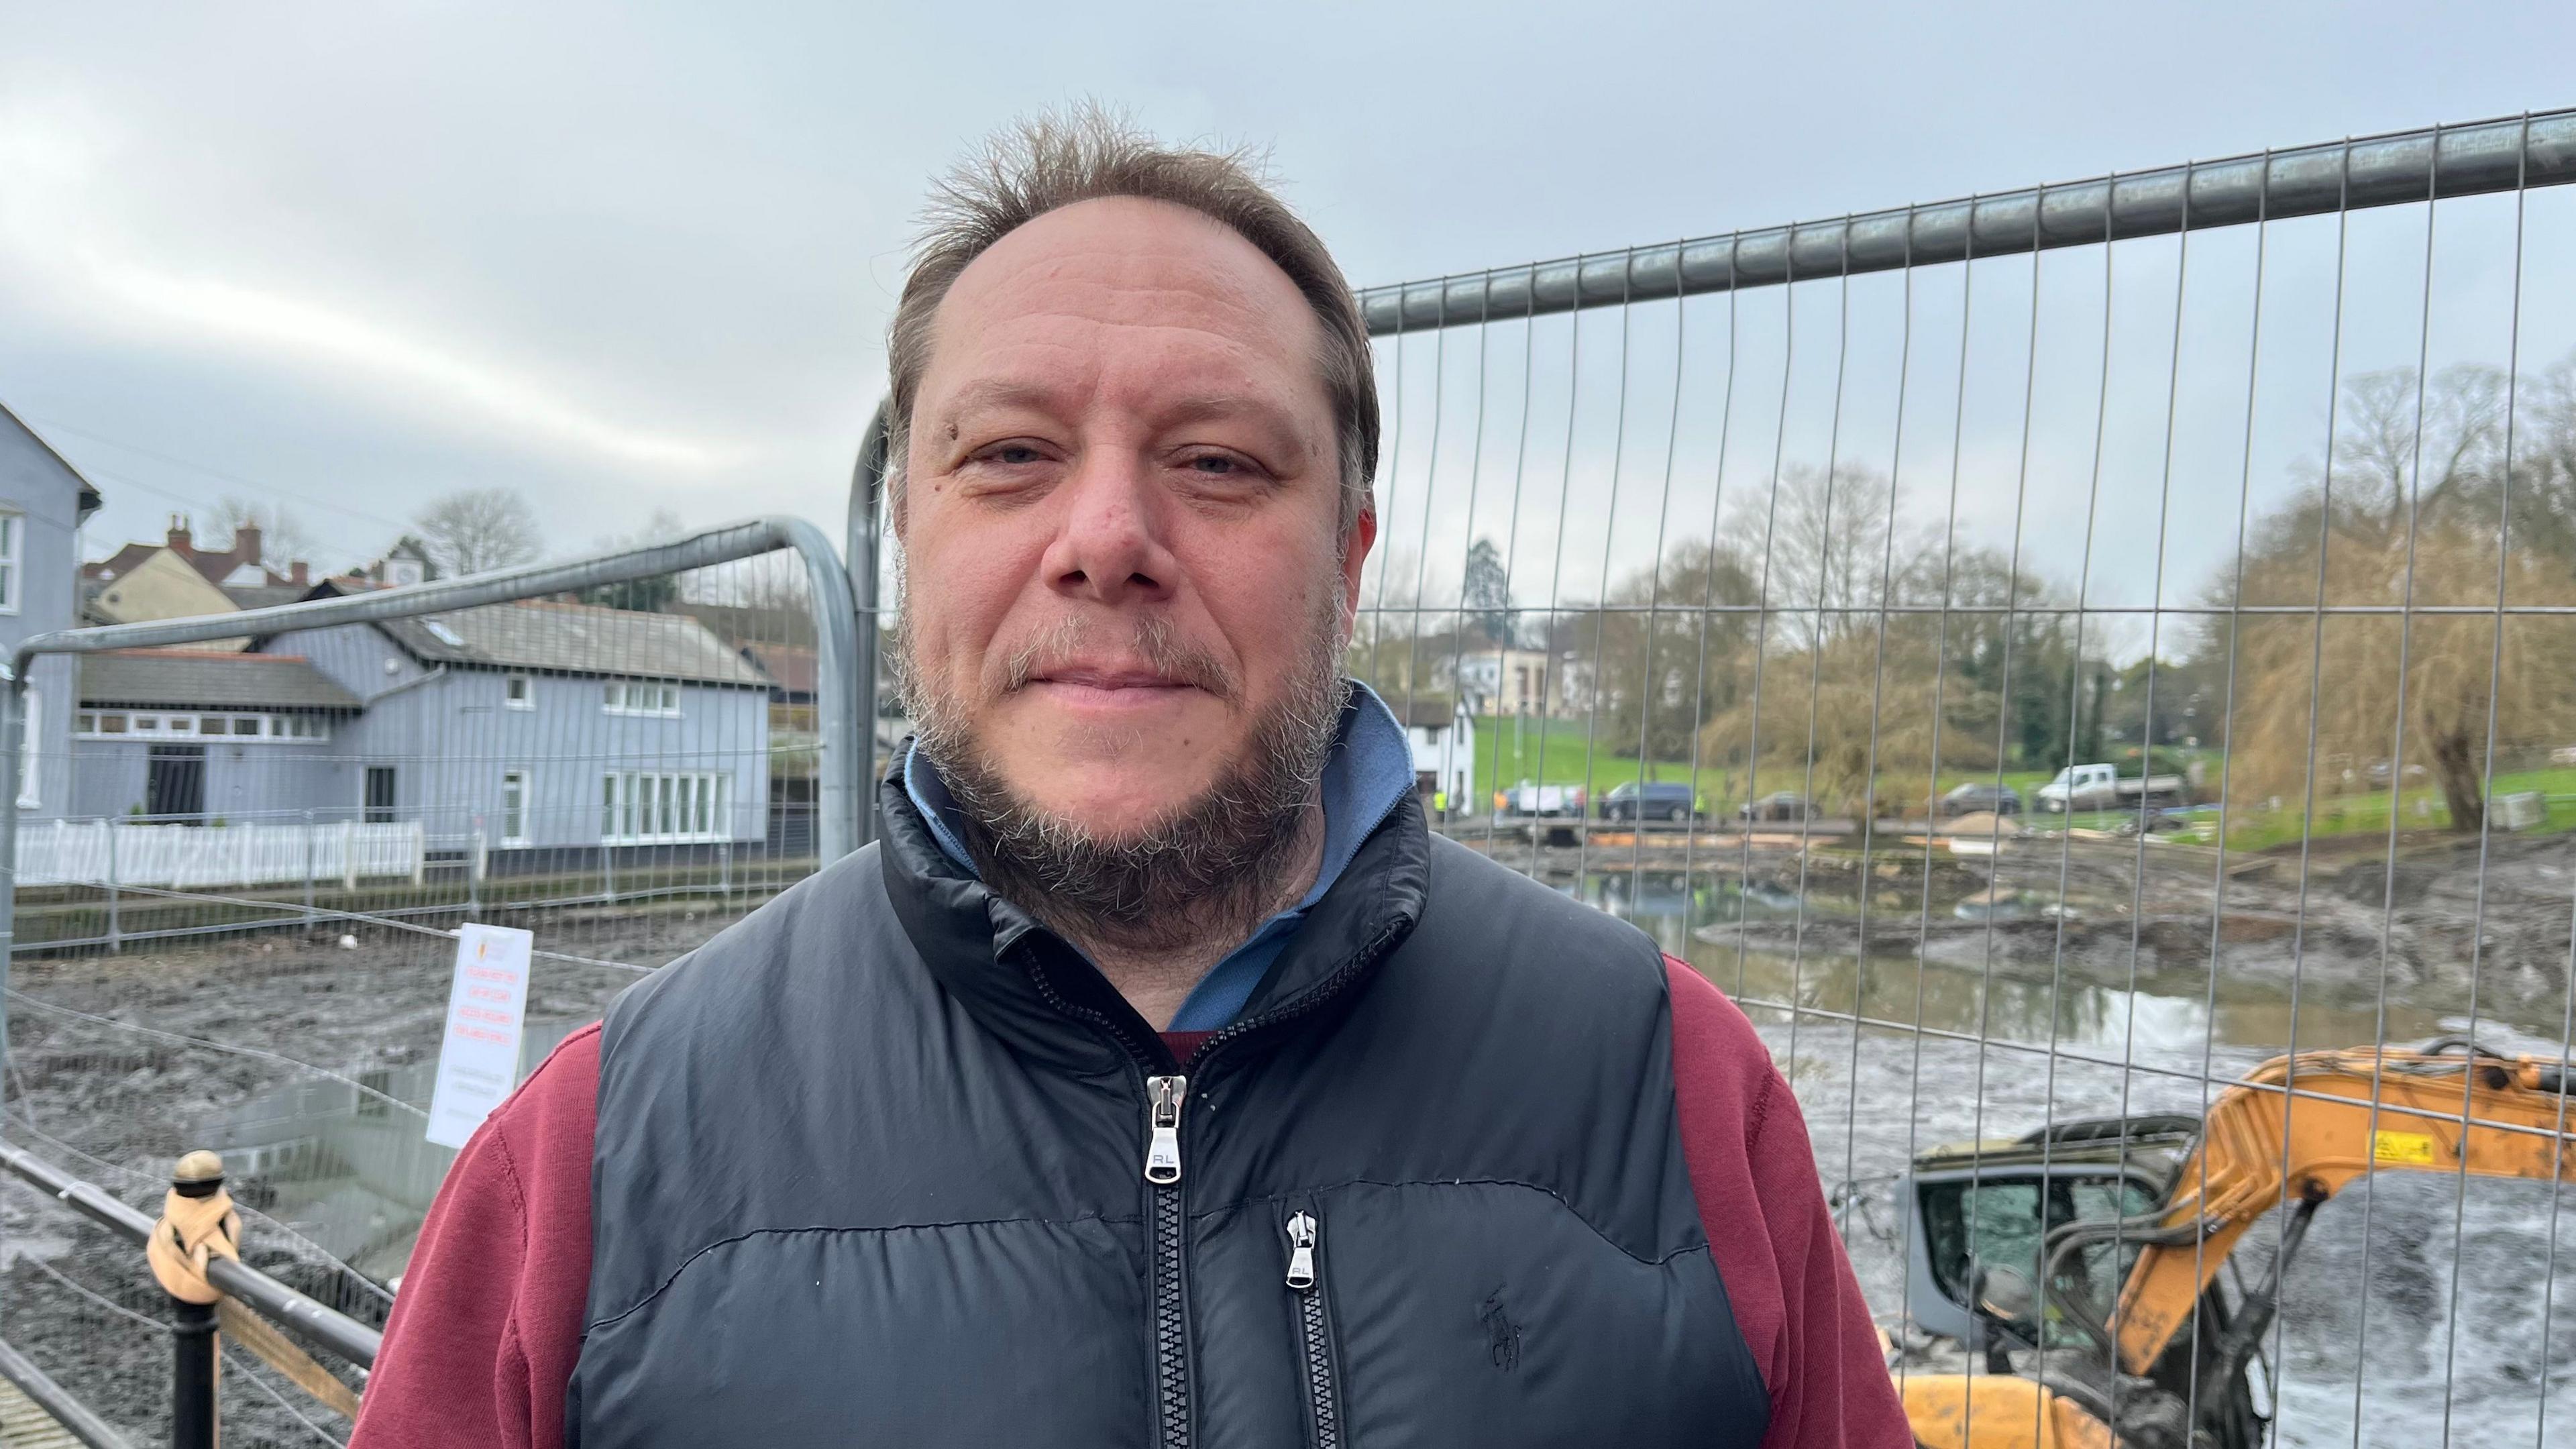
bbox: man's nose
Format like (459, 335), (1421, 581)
(1040, 451), (1177, 606)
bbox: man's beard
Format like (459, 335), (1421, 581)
(900, 602), (1352, 959)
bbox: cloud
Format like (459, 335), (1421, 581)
(0, 83), (745, 476)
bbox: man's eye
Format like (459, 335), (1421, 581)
(1188, 454), (1242, 476)
(990, 444), (1043, 466)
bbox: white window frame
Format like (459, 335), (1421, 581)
(504, 674), (533, 709)
(75, 710), (331, 743)
(602, 680), (682, 718)
(598, 769), (729, 844)
(500, 768), (531, 846)
(0, 511), (21, 615)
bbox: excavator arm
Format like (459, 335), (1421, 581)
(2109, 1044), (2576, 1377)
(1899, 1043), (2576, 1449)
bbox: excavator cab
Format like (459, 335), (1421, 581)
(1898, 1115), (2268, 1449)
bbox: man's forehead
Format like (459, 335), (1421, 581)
(924, 199), (1324, 390)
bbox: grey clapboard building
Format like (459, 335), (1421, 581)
(64, 600), (771, 868)
(70, 651), (362, 822)
(254, 600), (771, 861)
(0, 403), (106, 823)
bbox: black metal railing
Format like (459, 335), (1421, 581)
(0, 1141), (377, 1447)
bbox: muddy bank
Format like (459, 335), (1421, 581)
(1, 904), (745, 1444)
(1677, 828), (2576, 1011)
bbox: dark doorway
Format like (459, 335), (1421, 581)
(364, 766), (397, 824)
(146, 745), (207, 822)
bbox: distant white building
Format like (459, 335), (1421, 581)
(1440, 646), (1595, 717)
(1398, 699), (1477, 816)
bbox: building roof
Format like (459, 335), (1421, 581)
(0, 402), (105, 523)
(221, 583), (313, 612)
(1398, 698), (1466, 731)
(78, 651), (363, 712)
(375, 600), (768, 687)
(82, 518), (311, 592)
(678, 601), (816, 649)
(741, 642), (818, 695)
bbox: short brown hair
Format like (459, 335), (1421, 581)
(886, 107), (1378, 535)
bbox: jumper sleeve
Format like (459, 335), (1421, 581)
(350, 1024), (600, 1449)
(1664, 959), (1913, 1449)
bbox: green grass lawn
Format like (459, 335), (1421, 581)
(1472, 720), (1713, 806)
(1469, 722), (2576, 847)
(2184, 765), (2576, 851)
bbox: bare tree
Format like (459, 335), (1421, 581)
(1724, 464), (1912, 651)
(2324, 364), (2510, 545)
(413, 488), (543, 576)
(211, 495), (317, 570)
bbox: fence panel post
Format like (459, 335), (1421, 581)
(847, 403), (890, 849)
(105, 818), (121, 953)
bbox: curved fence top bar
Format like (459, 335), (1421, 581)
(1358, 108), (2576, 335)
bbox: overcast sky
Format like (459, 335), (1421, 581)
(3, 1), (2572, 601)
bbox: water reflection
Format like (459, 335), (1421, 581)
(196, 1017), (587, 1280)
(1558, 867), (2487, 1057)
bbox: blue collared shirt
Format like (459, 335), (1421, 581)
(904, 683), (1417, 1030)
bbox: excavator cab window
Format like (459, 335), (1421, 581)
(1918, 1171), (2159, 1347)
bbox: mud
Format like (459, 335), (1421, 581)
(1656, 825), (2576, 1013)
(2, 907), (738, 1446)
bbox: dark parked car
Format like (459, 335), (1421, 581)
(1600, 780), (1700, 823)
(1738, 792), (1817, 822)
(1939, 782), (2022, 816)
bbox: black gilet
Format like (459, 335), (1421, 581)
(570, 765), (1768, 1447)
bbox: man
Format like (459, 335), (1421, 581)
(353, 111), (1909, 1448)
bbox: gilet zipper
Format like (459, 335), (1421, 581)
(1015, 911), (1411, 1449)
(1016, 940), (1197, 1449)
(1283, 1209), (1342, 1449)
(1146, 1075), (1189, 1448)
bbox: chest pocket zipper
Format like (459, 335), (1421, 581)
(1283, 1209), (1342, 1449)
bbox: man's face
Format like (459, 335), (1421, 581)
(900, 196), (1374, 843)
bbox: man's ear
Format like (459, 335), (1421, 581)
(1339, 505), (1378, 624)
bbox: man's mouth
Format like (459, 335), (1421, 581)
(1028, 665), (1193, 692)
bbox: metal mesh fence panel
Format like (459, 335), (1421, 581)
(1352, 111), (2576, 1446)
(0, 518), (860, 1444)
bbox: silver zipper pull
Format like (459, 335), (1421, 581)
(1284, 1211), (1318, 1289)
(1144, 1075), (1187, 1184)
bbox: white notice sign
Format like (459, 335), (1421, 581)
(425, 923), (534, 1149)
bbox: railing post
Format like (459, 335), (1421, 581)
(163, 1152), (225, 1449)
(169, 1298), (218, 1449)
(303, 809), (317, 927)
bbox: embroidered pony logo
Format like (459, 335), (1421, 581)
(1479, 1293), (1522, 1372)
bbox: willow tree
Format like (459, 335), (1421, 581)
(2210, 362), (2576, 834)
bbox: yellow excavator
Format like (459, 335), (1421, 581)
(1887, 1039), (2576, 1448)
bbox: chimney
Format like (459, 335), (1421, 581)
(235, 522), (262, 566)
(290, 561), (309, 586)
(167, 515), (193, 554)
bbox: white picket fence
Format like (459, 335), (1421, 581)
(15, 819), (427, 891)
